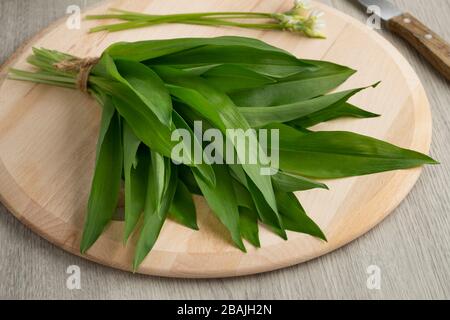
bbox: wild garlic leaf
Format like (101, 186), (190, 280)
(169, 180), (199, 231)
(92, 91), (116, 159)
(231, 179), (261, 247)
(148, 151), (170, 219)
(278, 131), (438, 179)
(172, 110), (216, 186)
(235, 64), (313, 79)
(133, 156), (178, 270)
(245, 177), (287, 240)
(230, 61), (356, 107)
(165, 84), (226, 130)
(106, 36), (307, 62)
(276, 192), (326, 241)
(148, 45), (308, 67)
(272, 171), (328, 192)
(123, 122), (148, 242)
(81, 100), (123, 253)
(231, 178), (254, 209)
(193, 165), (246, 252)
(239, 85), (376, 127)
(179, 165), (203, 196)
(114, 59), (173, 127)
(292, 102), (380, 128)
(202, 64), (276, 92)
(91, 77), (175, 157)
(264, 121), (309, 138)
(239, 207), (261, 248)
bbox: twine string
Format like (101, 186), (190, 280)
(54, 57), (100, 93)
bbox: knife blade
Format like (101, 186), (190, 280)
(356, 0), (450, 81)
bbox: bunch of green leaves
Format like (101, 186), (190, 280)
(9, 36), (436, 270)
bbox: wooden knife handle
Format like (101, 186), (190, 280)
(387, 13), (450, 81)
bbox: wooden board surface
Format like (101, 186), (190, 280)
(0, 0), (432, 278)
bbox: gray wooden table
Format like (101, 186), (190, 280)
(0, 0), (449, 300)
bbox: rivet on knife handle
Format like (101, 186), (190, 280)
(387, 13), (450, 81)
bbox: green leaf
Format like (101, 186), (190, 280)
(231, 178), (261, 247)
(193, 165), (246, 252)
(172, 110), (216, 186)
(80, 99), (123, 253)
(179, 165), (203, 196)
(292, 102), (380, 128)
(114, 59), (173, 127)
(230, 60), (356, 107)
(278, 131), (438, 179)
(123, 122), (148, 242)
(169, 180), (199, 230)
(245, 177), (287, 240)
(93, 92), (116, 158)
(276, 192), (326, 241)
(91, 78), (174, 157)
(239, 85), (375, 127)
(202, 64), (276, 92)
(149, 151), (169, 219)
(236, 64), (312, 78)
(105, 36), (308, 63)
(148, 44), (308, 67)
(133, 155), (178, 270)
(272, 171), (328, 192)
(231, 177), (254, 209)
(264, 121), (308, 137)
(239, 207), (261, 248)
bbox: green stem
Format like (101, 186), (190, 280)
(87, 10), (273, 20)
(90, 16), (282, 33)
(90, 20), (159, 33)
(191, 19), (283, 30)
(7, 48), (81, 89)
(8, 69), (76, 89)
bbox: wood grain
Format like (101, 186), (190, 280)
(387, 13), (450, 81)
(0, 0), (449, 299)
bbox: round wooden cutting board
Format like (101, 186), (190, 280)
(0, 0), (432, 278)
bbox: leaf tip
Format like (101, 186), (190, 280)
(318, 232), (328, 242)
(132, 258), (143, 272)
(367, 112), (381, 118)
(372, 81), (382, 88)
(319, 182), (329, 190)
(416, 153), (439, 165)
(235, 239), (247, 253)
(253, 234), (262, 248)
(80, 245), (88, 255)
(80, 235), (93, 255)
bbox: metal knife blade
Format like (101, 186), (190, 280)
(357, 0), (403, 21)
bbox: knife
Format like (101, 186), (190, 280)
(357, 0), (450, 81)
